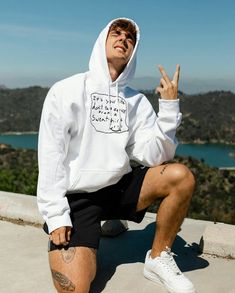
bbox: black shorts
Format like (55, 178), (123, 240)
(43, 166), (149, 251)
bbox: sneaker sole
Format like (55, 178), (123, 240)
(143, 268), (196, 293)
(143, 268), (162, 285)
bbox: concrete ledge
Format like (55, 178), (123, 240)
(199, 223), (235, 258)
(1, 190), (235, 260)
(0, 191), (43, 225)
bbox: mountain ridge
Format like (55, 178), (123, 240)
(0, 86), (234, 144)
(130, 77), (235, 94)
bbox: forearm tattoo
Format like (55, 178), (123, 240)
(61, 247), (76, 264)
(51, 269), (75, 291)
(160, 164), (168, 175)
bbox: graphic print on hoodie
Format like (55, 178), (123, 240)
(90, 93), (128, 133)
(37, 18), (182, 233)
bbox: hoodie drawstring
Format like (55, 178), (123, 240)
(108, 80), (112, 129)
(116, 82), (122, 131)
(108, 82), (122, 132)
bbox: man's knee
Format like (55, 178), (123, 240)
(168, 163), (196, 192)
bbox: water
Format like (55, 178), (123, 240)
(0, 133), (38, 150)
(176, 143), (235, 168)
(0, 133), (235, 168)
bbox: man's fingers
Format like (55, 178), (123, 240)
(156, 86), (163, 95)
(156, 64), (179, 99)
(50, 226), (69, 246)
(66, 227), (72, 242)
(51, 233), (60, 245)
(59, 231), (68, 246)
(173, 64), (180, 84)
(158, 65), (171, 84)
(160, 78), (167, 88)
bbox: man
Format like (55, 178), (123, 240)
(37, 18), (196, 293)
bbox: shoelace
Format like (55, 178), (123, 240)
(160, 248), (182, 276)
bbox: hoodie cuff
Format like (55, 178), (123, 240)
(47, 212), (72, 234)
(158, 99), (180, 115)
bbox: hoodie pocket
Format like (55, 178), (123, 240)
(68, 168), (130, 193)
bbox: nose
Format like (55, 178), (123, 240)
(117, 32), (128, 46)
(119, 32), (126, 39)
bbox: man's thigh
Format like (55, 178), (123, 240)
(136, 163), (184, 211)
(49, 246), (97, 293)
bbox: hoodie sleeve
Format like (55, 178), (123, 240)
(37, 85), (72, 233)
(126, 96), (182, 166)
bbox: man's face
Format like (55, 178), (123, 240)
(106, 27), (135, 66)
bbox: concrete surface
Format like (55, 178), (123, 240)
(200, 223), (235, 258)
(0, 191), (235, 292)
(1, 190), (235, 258)
(0, 190), (43, 225)
(0, 215), (235, 292)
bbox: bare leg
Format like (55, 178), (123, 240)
(49, 246), (97, 293)
(136, 163), (195, 258)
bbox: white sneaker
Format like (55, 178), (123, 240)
(143, 248), (196, 293)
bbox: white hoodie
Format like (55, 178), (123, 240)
(37, 18), (182, 233)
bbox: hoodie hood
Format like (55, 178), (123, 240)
(89, 17), (140, 87)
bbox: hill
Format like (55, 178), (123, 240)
(144, 90), (235, 144)
(0, 86), (234, 144)
(0, 86), (48, 133)
(130, 77), (235, 94)
(178, 91), (235, 144)
(0, 143), (234, 224)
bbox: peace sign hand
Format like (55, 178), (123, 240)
(156, 64), (180, 100)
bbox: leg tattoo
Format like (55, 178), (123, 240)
(51, 269), (75, 291)
(160, 164), (168, 175)
(61, 247), (76, 264)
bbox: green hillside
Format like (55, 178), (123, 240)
(0, 144), (234, 225)
(0, 87), (234, 144)
(145, 90), (235, 144)
(0, 86), (48, 133)
(0, 86), (234, 225)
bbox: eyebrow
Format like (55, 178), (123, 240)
(110, 29), (135, 42)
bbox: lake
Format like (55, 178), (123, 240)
(0, 133), (235, 168)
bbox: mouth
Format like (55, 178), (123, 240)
(114, 45), (126, 53)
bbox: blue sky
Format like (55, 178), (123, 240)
(0, 0), (235, 92)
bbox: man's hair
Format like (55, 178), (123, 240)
(109, 19), (137, 45)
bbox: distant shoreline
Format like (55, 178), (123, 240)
(179, 140), (235, 146)
(0, 131), (38, 135)
(1, 132), (234, 145)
